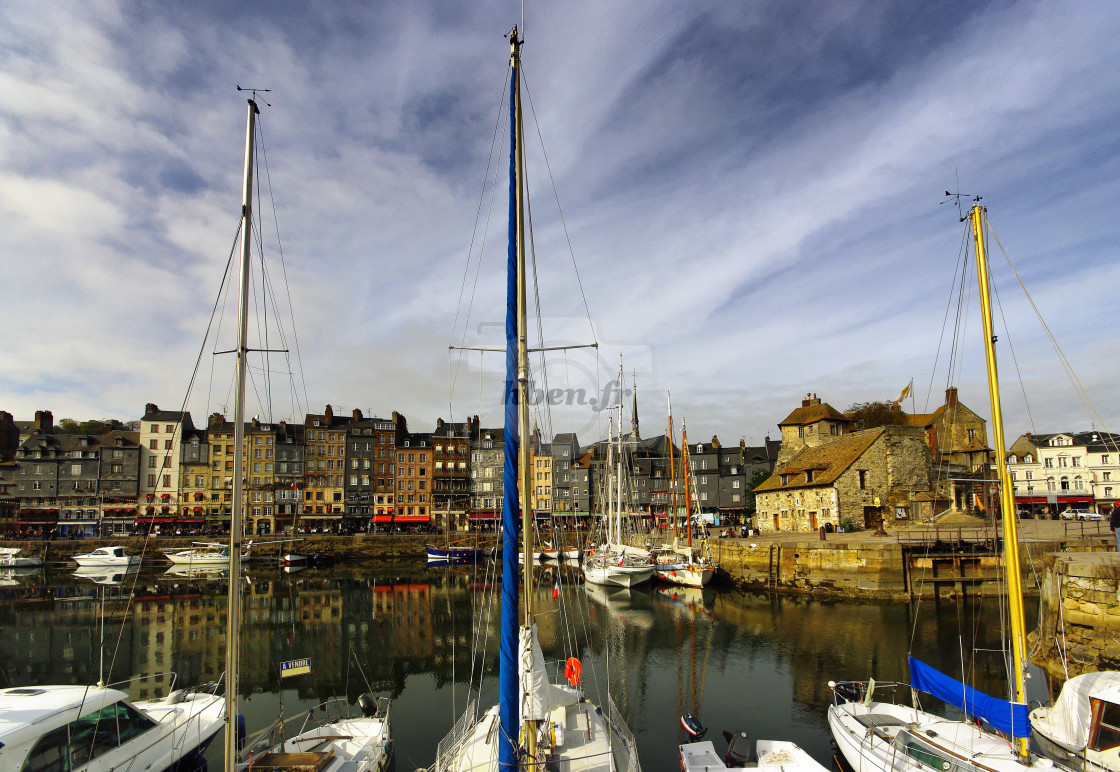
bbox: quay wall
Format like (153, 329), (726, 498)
(1031, 552), (1120, 680)
(4, 529), (1108, 604)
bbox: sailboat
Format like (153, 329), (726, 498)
(583, 361), (656, 588)
(214, 96), (391, 772)
(433, 28), (641, 772)
(827, 201), (1054, 772)
(652, 407), (715, 588)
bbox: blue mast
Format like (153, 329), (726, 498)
(498, 27), (523, 772)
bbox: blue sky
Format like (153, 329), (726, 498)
(2, 1), (1118, 446)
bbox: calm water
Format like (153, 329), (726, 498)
(0, 560), (1047, 772)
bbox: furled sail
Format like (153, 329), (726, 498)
(909, 657), (1030, 738)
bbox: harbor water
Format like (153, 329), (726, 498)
(0, 559), (1048, 772)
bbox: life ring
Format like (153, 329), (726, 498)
(564, 657), (582, 686)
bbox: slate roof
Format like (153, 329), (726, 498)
(754, 429), (883, 493)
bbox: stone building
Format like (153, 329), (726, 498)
(139, 404), (194, 522)
(303, 405), (351, 529)
(1008, 430), (1120, 516)
(395, 431), (435, 524)
(754, 425), (933, 533)
(470, 427), (505, 526)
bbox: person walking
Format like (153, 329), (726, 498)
(1110, 502), (1120, 552)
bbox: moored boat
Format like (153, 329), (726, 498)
(73, 545), (140, 567)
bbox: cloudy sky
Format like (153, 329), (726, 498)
(2, 1), (1118, 447)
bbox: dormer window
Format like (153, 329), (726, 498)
(780, 473), (789, 485)
(805, 469), (814, 483)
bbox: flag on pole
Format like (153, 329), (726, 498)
(897, 379), (913, 404)
(553, 576), (560, 600)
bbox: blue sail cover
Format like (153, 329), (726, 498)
(908, 656), (1030, 738)
(498, 60), (521, 772)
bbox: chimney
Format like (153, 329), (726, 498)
(324, 404), (334, 422)
(437, 417), (445, 429)
(945, 387), (959, 407)
(711, 435), (720, 449)
(34, 410), (54, 433)
(145, 403), (158, 416)
(802, 393), (812, 408)
(739, 438), (746, 450)
(209, 413), (225, 428)
(352, 408), (363, 420)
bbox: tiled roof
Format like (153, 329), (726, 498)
(754, 429), (883, 492)
(778, 402), (848, 427)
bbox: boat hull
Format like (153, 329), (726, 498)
(582, 561), (655, 587)
(655, 563), (714, 587)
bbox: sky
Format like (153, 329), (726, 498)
(2, 1), (1118, 448)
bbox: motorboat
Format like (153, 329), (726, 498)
(1030, 670), (1120, 772)
(0, 547), (42, 568)
(239, 695), (391, 772)
(679, 713), (829, 772)
(72, 545), (140, 567)
(0, 682), (225, 772)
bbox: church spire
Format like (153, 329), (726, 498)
(630, 370), (640, 441)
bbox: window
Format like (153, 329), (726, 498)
(71, 464), (82, 476)
(165, 424), (174, 433)
(151, 424), (160, 433)
(1105, 472), (1112, 482)
(1089, 699), (1120, 751)
(858, 470), (867, 489)
(164, 439), (172, 449)
(1044, 458), (1053, 468)
(149, 439), (158, 450)
(21, 701), (157, 772)
(1104, 455), (1112, 465)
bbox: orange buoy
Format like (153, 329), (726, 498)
(564, 657), (582, 686)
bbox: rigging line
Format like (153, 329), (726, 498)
(449, 67), (512, 417)
(257, 116), (309, 418)
(521, 67), (598, 343)
(985, 215), (1114, 443)
(253, 122), (273, 424)
(988, 276), (1038, 437)
(107, 224), (243, 682)
(925, 225), (971, 414)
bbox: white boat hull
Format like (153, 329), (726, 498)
(582, 561), (655, 587)
(655, 563), (714, 587)
(73, 554), (140, 567)
(681, 739), (829, 772)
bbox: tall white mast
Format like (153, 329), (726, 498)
(224, 96), (257, 772)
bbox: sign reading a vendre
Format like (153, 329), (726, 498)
(280, 658), (311, 678)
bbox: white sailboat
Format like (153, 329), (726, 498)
(827, 201), (1055, 772)
(213, 96), (391, 772)
(583, 365), (655, 588)
(433, 28), (640, 772)
(164, 540), (253, 566)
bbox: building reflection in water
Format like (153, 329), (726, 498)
(0, 564), (1044, 772)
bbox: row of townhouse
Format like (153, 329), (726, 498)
(0, 399), (779, 536)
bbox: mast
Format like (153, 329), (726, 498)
(969, 203), (1029, 761)
(606, 414), (614, 544)
(224, 96), (258, 772)
(499, 26), (530, 772)
(681, 423), (693, 549)
(616, 357), (624, 547)
(667, 392), (678, 539)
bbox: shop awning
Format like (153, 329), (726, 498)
(136, 517), (175, 524)
(177, 518), (204, 524)
(372, 515), (393, 523)
(468, 512), (500, 521)
(394, 515), (430, 523)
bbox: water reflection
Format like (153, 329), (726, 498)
(0, 562), (1043, 772)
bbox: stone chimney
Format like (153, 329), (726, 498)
(437, 417), (445, 429)
(352, 408), (363, 420)
(209, 413), (225, 429)
(945, 387), (959, 407)
(739, 438), (746, 450)
(801, 393), (821, 408)
(324, 404), (334, 422)
(34, 410), (54, 433)
(145, 403), (158, 416)
(711, 435), (720, 449)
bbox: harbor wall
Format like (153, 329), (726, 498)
(1030, 552), (1120, 680)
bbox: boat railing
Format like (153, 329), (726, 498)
(434, 697), (478, 772)
(828, 678), (909, 707)
(604, 692), (640, 772)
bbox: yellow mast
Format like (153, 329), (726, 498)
(970, 202), (1029, 762)
(667, 392), (678, 539)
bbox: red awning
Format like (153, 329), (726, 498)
(161, 493), (171, 499)
(468, 512), (500, 521)
(177, 518), (204, 524)
(193, 506), (203, 512)
(372, 515), (394, 523)
(136, 517), (175, 524)
(395, 515), (430, 523)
